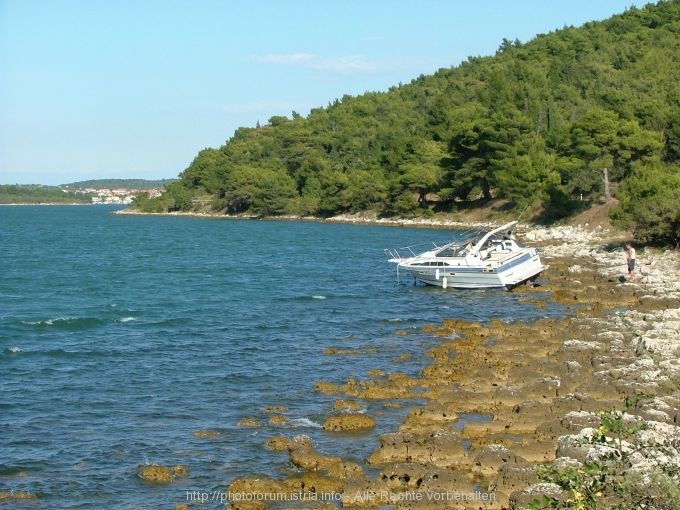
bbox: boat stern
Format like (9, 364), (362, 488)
(499, 249), (547, 288)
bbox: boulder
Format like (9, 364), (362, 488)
(368, 430), (466, 468)
(137, 464), (187, 484)
(472, 444), (527, 479)
(323, 413), (375, 432)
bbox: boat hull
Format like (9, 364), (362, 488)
(387, 221), (547, 290)
(398, 251), (546, 290)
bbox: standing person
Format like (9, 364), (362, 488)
(625, 242), (636, 281)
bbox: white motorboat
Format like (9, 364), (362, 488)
(385, 221), (547, 289)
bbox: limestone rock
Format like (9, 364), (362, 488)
(472, 444), (527, 478)
(489, 463), (537, 495)
(332, 399), (364, 412)
(268, 414), (288, 426)
(368, 430), (466, 468)
(288, 435), (364, 478)
(137, 464), (187, 484)
(265, 436), (291, 451)
(510, 482), (567, 509)
(323, 413), (375, 432)
(400, 403), (458, 430)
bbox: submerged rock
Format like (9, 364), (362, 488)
(0, 491), (37, 502)
(193, 428), (222, 438)
(137, 464), (187, 484)
(268, 414), (288, 426)
(332, 399), (364, 412)
(238, 417), (263, 427)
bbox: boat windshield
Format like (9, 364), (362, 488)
(435, 233), (480, 258)
(435, 245), (461, 257)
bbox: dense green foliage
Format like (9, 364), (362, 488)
(0, 185), (92, 204)
(63, 178), (174, 189)
(134, 1), (680, 245)
(610, 162), (680, 246)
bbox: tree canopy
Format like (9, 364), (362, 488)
(0, 185), (92, 204)
(133, 0), (680, 245)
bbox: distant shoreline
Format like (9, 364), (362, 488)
(0, 202), (93, 206)
(112, 207), (506, 231)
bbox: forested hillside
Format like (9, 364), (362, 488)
(132, 1), (680, 246)
(0, 185), (92, 204)
(63, 179), (174, 189)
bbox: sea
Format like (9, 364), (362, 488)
(0, 205), (563, 509)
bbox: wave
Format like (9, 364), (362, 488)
(277, 294), (329, 302)
(1, 346), (23, 358)
(2, 345), (121, 360)
(21, 316), (106, 330)
(32, 347), (112, 359)
(288, 417), (323, 429)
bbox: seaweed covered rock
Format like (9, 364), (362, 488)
(137, 464), (188, 484)
(0, 491), (37, 502)
(323, 413), (375, 432)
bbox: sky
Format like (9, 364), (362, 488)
(0, 0), (643, 185)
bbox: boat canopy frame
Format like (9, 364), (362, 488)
(385, 221), (518, 263)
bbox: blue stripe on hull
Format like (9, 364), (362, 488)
(401, 252), (543, 289)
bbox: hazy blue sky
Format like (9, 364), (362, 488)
(1, 0), (641, 185)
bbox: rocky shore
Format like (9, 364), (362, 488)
(213, 222), (680, 510)
(113, 209), (498, 230)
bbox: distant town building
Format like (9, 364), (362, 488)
(62, 186), (164, 204)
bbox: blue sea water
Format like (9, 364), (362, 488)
(0, 205), (562, 509)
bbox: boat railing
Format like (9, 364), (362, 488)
(384, 241), (444, 261)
